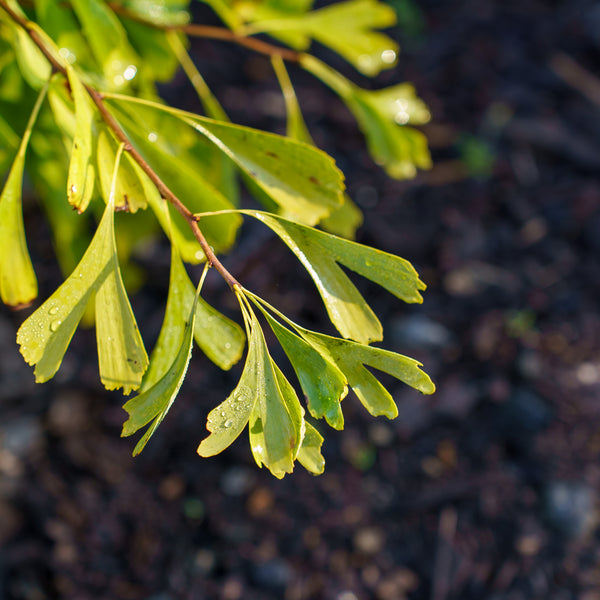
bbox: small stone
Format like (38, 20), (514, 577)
(544, 481), (597, 538)
(353, 526), (385, 555)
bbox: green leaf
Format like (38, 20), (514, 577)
(182, 114), (345, 225)
(199, 300), (305, 478)
(301, 56), (432, 180)
(66, 65), (96, 212)
(347, 88), (432, 179)
(297, 421), (325, 475)
(142, 242), (244, 390)
(0, 82), (49, 307)
(96, 125), (149, 213)
(121, 267), (202, 456)
(35, 0), (96, 71)
(254, 301), (347, 429)
(300, 327), (435, 416)
(70, 0), (140, 90)
(107, 99), (242, 258)
(247, 0), (398, 76)
(244, 211), (425, 343)
(105, 94), (345, 225)
(17, 147), (148, 391)
(119, 0), (191, 26)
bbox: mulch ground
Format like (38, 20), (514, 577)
(2, 1), (600, 598)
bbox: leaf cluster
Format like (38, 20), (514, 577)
(0, 0), (434, 476)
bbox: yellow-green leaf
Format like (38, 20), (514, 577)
(297, 421), (325, 475)
(121, 269), (201, 455)
(66, 65), (96, 212)
(17, 149), (148, 390)
(254, 301), (347, 429)
(0, 82), (49, 307)
(245, 211), (426, 343)
(301, 328), (435, 417)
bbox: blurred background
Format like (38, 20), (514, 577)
(2, 0), (600, 598)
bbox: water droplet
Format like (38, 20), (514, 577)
(147, 132), (158, 143)
(224, 419), (233, 428)
(224, 342), (231, 349)
(123, 65), (137, 81)
(49, 306), (59, 316)
(220, 411), (226, 417)
(50, 320), (62, 332)
(70, 184), (77, 195)
(381, 49), (397, 64)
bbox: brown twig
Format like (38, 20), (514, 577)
(108, 2), (302, 63)
(0, 0), (239, 289)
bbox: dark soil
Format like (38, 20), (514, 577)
(2, 1), (600, 598)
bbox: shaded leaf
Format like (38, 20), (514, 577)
(142, 242), (244, 391)
(245, 211), (426, 343)
(122, 268), (201, 455)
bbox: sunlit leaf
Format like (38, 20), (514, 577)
(66, 65), (96, 212)
(105, 95), (345, 225)
(70, 0), (139, 90)
(107, 99), (242, 258)
(300, 327), (435, 417)
(199, 301), (305, 478)
(247, 0), (398, 76)
(253, 300), (347, 429)
(297, 421), (325, 475)
(0, 82), (49, 307)
(96, 125), (149, 212)
(17, 147), (148, 391)
(244, 211), (425, 343)
(119, 0), (191, 26)
(121, 266), (202, 456)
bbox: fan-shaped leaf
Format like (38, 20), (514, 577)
(244, 211), (425, 343)
(297, 421), (325, 475)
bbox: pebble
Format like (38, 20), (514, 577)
(544, 481), (597, 538)
(390, 314), (452, 350)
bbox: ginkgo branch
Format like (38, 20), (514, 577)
(0, 0), (240, 289)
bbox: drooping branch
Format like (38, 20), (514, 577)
(0, 0), (239, 289)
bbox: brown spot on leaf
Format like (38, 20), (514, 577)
(265, 151), (279, 159)
(309, 176), (320, 186)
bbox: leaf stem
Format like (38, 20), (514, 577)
(0, 0), (240, 289)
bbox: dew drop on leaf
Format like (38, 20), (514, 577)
(50, 320), (62, 332)
(224, 419), (233, 428)
(49, 306), (59, 316)
(381, 49), (396, 64)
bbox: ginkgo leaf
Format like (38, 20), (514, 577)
(299, 327), (435, 417)
(119, 0), (191, 26)
(297, 421), (325, 475)
(106, 95), (345, 226)
(107, 100), (242, 258)
(183, 110), (345, 225)
(0, 81), (48, 307)
(249, 358), (305, 478)
(70, 0), (140, 90)
(197, 316), (261, 458)
(244, 211), (426, 343)
(5, 5), (52, 89)
(199, 301), (305, 478)
(346, 90), (432, 180)
(17, 148), (148, 391)
(121, 267), (202, 456)
(142, 242), (244, 390)
(253, 300), (347, 429)
(66, 65), (96, 212)
(96, 126), (149, 212)
(247, 0), (398, 76)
